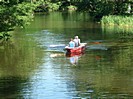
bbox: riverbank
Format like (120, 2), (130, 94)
(101, 15), (133, 30)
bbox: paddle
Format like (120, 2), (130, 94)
(49, 44), (66, 48)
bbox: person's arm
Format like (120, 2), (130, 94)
(73, 39), (76, 46)
(78, 39), (81, 46)
(79, 39), (80, 44)
(69, 42), (70, 47)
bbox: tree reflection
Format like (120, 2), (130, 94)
(0, 76), (29, 98)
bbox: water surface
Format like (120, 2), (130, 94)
(0, 12), (133, 98)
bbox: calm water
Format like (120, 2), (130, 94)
(1, 12), (133, 99)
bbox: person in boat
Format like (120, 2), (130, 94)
(69, 38), (75, 48)
(73, 36), (80, 47)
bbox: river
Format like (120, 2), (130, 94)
(0, 12), (133, 99)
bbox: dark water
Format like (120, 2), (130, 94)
(0, 12), (133, 99)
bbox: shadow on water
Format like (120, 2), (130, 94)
(0, 76), (29, 98)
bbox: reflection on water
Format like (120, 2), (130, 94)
(0, 76), (29, 98)
(66, 52), (84, 66)
(69, 55), (79, 65)
(0, 12), (133, 98)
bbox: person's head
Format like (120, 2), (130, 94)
(70, 38), (73, 41)
(75, 36), (78, 39)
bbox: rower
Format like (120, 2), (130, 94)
(69, 38), (75, 48)
(73, 36), (80, 47)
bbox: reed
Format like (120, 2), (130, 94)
(101, 15), (133, 28)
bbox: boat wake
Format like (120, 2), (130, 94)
(86, 45), (108, 50)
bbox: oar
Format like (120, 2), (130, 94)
(50, 53), (65, 58)
(49, 44), (66, 48)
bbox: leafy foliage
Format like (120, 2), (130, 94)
(35, 0), (133, 18)
(0, 1), (37, 39)
(12, 2), (36, 27)
(88, 0), (114, 19)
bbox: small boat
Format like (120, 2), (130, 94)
(66, 51), (84, 57)
(65, 43), (87, 54)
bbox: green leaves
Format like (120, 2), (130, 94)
(0, 2), (37, 39)
(12, 2), (36, 27)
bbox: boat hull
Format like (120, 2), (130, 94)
(65, 43), (87, 54)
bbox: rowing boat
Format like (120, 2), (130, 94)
(65, 43), (87, 54)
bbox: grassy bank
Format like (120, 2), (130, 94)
(101, 15), (133, 34)
(101, 15), (133, 28)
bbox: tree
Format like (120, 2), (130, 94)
(0, 0), (37, 39)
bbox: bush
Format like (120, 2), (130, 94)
(67, 5), (77, 11)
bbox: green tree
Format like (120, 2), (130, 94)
(0, 0), (37, 39)
(77, 0), (132, 19)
